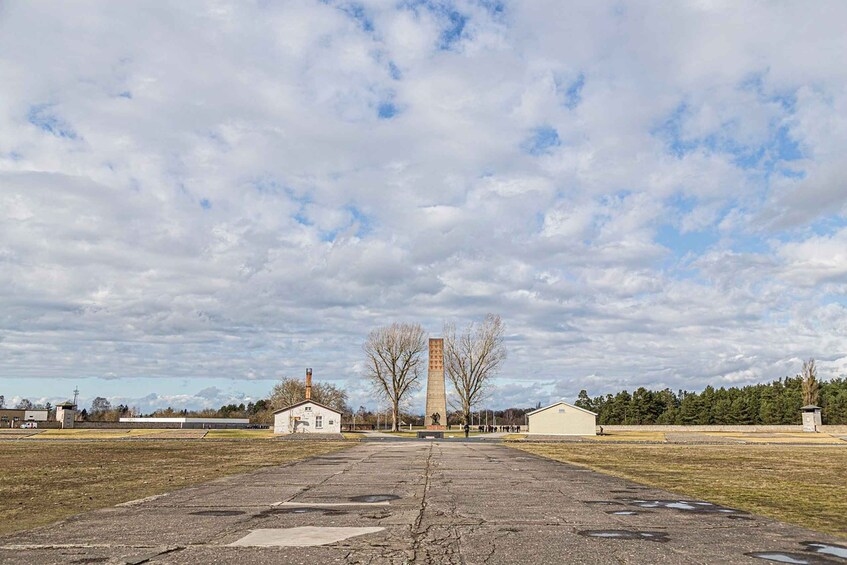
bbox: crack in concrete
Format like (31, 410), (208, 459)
(409, 442), (435, 563)
(121, 545), (184, 564)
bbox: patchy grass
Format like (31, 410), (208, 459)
(512, 442), (847, 537)
(35, 429), (141, 437)
(0, 440), (349, 536)
(590, 431), (667, 442)
(714, 432), (846, 444)
(204, 429), (273, 439)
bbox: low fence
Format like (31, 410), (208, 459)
(7, 421), (262, 430)
(4, 421), (62, 429)
(598, 424), (847, 434)
(72, 421), (254, 429)
(342, 424), (377, 431)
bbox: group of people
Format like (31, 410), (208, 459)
(449, 423), (523, 437)
(479, 424), (520, 433)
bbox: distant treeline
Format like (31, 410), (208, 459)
(574, 376), (847, 425)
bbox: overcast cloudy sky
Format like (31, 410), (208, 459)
(2, 1), (846, 414)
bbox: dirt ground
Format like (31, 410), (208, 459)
(0, 439), (349, 535)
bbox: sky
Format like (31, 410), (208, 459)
(1, 1), (846, 414)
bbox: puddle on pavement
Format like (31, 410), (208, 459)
(350, 494), (400, 503)
(578, 530), (670, 543)
(190, 510), (246, 517)
(606, 510), (647, 516)
(626, 499), (744, 514)
(801, 542), (847, 560)
(746, 552), (836, 564)
(583, 500), (623, 506)
(259, 507), (347, 517)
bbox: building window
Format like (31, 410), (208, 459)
(304, 406), (312, 411)
(315, 416), (323, 429)
(558, 408), (565, 413)
(328, 420), (334, 426)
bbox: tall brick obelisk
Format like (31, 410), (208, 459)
(425, 338), (447, 429)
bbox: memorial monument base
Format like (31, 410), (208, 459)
(426, 425), (446, 430)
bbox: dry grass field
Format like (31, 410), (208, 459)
(0, 440), (349, 536)
(512, 442), (847, 537)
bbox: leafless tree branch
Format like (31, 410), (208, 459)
(444, 314), (506, 424)
(363, 322), (427, 431)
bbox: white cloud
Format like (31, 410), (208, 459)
(1, 1), (846, 411)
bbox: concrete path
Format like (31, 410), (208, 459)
(2, 441), (845, 564)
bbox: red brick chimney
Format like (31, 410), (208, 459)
(305, 368), (312, 400)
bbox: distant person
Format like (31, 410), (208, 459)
(463, 423), (469, 438)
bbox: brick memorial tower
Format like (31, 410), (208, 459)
(425, 338), (447, 429)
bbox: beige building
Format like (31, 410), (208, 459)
(526, 401), (597, 436)
(0, 409), (49, 428)
(55, 402), (76, 429)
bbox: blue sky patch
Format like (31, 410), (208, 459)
(656, 223), (718, 258)
(27, 104), (77, 139)
(335, 2), (374, 32)
(439, 9), (468, 49)
(378, 101), (398, 119)
(388, 61), (402, 80)
(654, 99), (804, 178)
(477, 0), (505, 16)
(347, 204), (373, 237)
(294, 211), (312, 227)
(563, 73), (585, 109)
(807, 214), (847, 237)
(769, 125), (803, 162)
(400, 1), (469, 50)
(200, 198), (212, 210)
(522, 126), (560, 155)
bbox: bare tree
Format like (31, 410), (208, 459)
(16, 398), (34, 410)
(444, 314), (506, 425)
(90, 397), (112, 414)
(801, 358), (820, 406)
(268, 377), (350, 413)
(363, 322), (427, 431)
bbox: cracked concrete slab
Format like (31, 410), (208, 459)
(1, 441), (844, 564)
